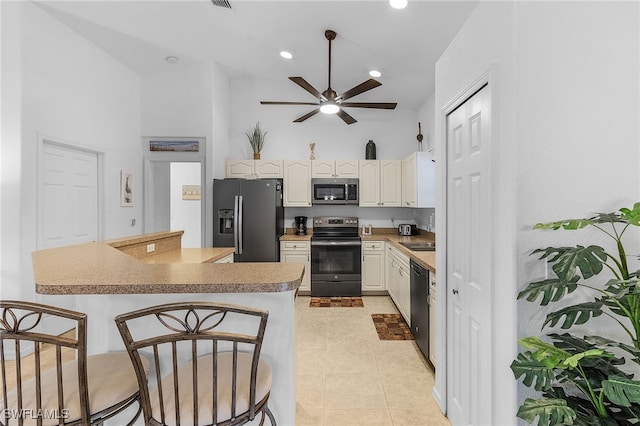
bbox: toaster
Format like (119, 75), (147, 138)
(398, 224), (418, 236)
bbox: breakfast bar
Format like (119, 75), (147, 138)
(32, 231), (303, 425)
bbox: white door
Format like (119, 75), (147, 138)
(446, 84), (492, 425)
(39, 142), (98, 249)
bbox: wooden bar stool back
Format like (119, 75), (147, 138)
(114, 301), (276, 426)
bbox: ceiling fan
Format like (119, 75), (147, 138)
(260, 30), (397, 125)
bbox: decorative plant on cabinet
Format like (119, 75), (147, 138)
(511, 202), (640, 426)
(245, 122), (267, 159)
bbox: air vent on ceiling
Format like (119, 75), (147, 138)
(211, 0), (232, 9)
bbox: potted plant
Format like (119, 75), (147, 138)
(245, 122), (267, 159)
(511, 202), (640, 426)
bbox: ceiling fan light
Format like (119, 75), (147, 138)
(320, 103), (340, 114)
(280, 51), (293, 59)
(389, 0), (407, 9)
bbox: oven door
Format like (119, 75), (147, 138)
(311, 240), (361, 296)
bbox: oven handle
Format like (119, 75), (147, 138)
(311, 241), (362, 247)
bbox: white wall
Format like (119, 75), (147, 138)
(1, 2), (142, 301)
(435, 1), (639, 423)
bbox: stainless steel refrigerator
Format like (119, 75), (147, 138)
(213, 179), (284, 262)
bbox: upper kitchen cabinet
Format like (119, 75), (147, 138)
(283, 160), (312, 207)
(402, 152), (435, 208)
(225, 160), (284, 179)
(359, 160), (402, 207)
(311, 160), (359, 178)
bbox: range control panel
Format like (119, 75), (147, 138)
(313, 217), (359, 227)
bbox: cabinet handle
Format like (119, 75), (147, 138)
(452, 289), (459, 295)
(308, 253), (310, 261)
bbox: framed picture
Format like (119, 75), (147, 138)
(121, 170), (134, 207)
(149, 139), (200, 152)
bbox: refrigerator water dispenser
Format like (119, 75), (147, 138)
(218, 209), (234, 234)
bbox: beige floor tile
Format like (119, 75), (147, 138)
(388, 406), (450, 426)
(322, 409), (393, 426)
(296, 373), (326, 410)
(296, 405), (323, 426)
(323, 373), (387, 409)
(380, 370), (435, 408)
(324, 346), (377, 372)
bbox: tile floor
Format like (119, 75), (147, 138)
(295, 295), (450, 426)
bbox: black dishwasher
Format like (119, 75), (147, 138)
(410, 259), (429, 359)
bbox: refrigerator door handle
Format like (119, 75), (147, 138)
(237, 195), (243, 255)
(233, 195), (240, 254)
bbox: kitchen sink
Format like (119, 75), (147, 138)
(399, 242), (436, 251)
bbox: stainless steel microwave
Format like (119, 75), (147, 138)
(311, 178), (359, 205)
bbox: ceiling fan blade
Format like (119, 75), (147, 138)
(293, 108), (321, 123)
(289, 77), (325, 101)
(337, 79), (382, 102)
(260, 101), (319, 106)
(336, 109), (357, 125)
(340, 102), (397, 109)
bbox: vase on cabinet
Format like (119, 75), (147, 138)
(253, 152), (261, 160)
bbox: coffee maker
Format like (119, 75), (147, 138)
(294, 216), (307, 235)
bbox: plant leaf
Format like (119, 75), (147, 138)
(602, 375), (640, 407)
(534, 219), (594, 230)
(519, 337), (572, 368)
(585, 335), (640, 365)
(543, 301), (604, 329)
(511, 351), (556, 391)
(620, 202), (640, 226)
(516, 398), (576, 426)
(517, 276), (580, 306)
(562, 349), (614, 369)
(553, 246), (608, 281)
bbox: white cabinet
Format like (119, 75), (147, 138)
(359, 160), (402, 207)
(401, 152), (435, 208)
(214, 253), (234, 263)
(312, 160), (358, 178)
(225, 160), (284, 179)
(280, 240), (310, 292)
(386, 244), (411, 324)
(283, 160), (312, 207)
(429, 271), (436, 367)
(362, 241), (385, 291)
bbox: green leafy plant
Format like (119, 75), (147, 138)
(245, 122), (267, 155)
(511, 203), (640, 425)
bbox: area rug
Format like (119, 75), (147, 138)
(309, 297), (364, 307)
(371, 313), (415, 340)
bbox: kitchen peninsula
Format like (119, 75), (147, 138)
(32, 230), (303, 425)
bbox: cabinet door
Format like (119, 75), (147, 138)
(362, 249), (385, 291)
(311, 160), (334, 178)
(284, 160), (312, 207)
(255, 160), (284, 178)
(280, 248), (310, 292)
(380, 160), (402, 207)
(386, 247), (398, 303)
(402, 154), (417, 207)
(358, 160), (380, 207)
(398, 261), (411, 325)
(226, 160), (254, 178)
(214, 253), (234, 263)
(335, 160), (359, 177)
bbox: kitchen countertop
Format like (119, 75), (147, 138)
(32, 235), (303, 295)
(279, 228), (436, 273)
(143, 247), (234, 264)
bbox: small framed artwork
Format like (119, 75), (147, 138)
(121, 170), (134, 207)
(182, 185), (201, 200)
(149, 140), (200, 152)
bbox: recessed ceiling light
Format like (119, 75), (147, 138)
(369, 70), (382, 78)
(280, 51), (293, 59)
(165, 56), (179, 65)
(389, 0), (407, 9)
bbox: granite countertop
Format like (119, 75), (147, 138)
(32, 240), (303, 295)
(143, 248), (234, 264)
(278, 227), (436, 273)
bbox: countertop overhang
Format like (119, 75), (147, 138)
(33, 238), (303, 295)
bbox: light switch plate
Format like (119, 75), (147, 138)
(147, 243), (156, 253)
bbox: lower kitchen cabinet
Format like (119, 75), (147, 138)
(362, 241), (385, 291)
(280, 241), (310, 292)
(386, 244), (411, 325)
(429, 271), (436, 367)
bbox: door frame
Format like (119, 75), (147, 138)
(434, 65), (508, 421)
(36, 133), (106, 250)
(142, 137), (207, 247)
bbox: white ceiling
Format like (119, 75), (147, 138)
(36, 0), (479, 110)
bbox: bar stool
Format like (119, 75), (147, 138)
(114, 301), (276, 426)
(0, 300), (150, 425)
